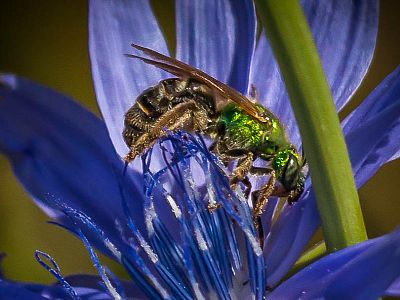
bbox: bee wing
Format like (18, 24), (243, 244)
(127, 44), (270, 123)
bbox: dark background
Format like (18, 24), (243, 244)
(0, 1), (399, 284)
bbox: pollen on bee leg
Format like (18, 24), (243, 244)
(253, 170), (276, 218)
(207, 202), (222, 212)
(123, 149), (138, 163)
(229, 152), (254, 186)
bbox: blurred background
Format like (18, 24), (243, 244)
(0, 0), (399, 284)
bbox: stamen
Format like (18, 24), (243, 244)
(34, 250), (80, 300)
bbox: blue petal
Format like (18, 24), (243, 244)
(0, 74), (147, 258)
(388, 150), (400, 162)
(0, 281), (49, 300)
(345, 82), (400, 187)
(89, 0), (170, 159)
(269, 229), (400, 300)
(264, 67), (400, 286)
(263, 190), (320, 286)
(176, 0), (256, 94)
(0, 279), (114, 300)
(342, 66), (400, 187)
(342, 67), (400, 134)
(250, 0), (379, 148)
(62, 274), (146, 298)
(386, 277), (400, 297)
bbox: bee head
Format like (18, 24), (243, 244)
(272, 147), (305, 197)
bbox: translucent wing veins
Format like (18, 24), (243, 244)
(126, 44), (271, 124)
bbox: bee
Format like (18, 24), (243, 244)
(123, 44), (306, 230)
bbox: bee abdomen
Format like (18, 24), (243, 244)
(124, 79), (184, 129)
(123, 78), (216, 149)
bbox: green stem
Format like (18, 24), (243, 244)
(294, 241), (326, 271)
(284, 241), (327, 280)
(255, 0), (367, 251)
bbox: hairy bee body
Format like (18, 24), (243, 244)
(214, 103), (305, 199)
(123, 44), (306, 225)
(217, 103), (288, 157)
(123, 78), (216, 148)
(124, 77), (304, 200)
(123, 78), (289, 160)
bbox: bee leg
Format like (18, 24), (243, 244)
(249, 166), (273, 176)
(209, 140), (235, 166)
(207, 149), (253, 212)
(124, 133), (155, 163)
(229, 152), (254, 191)
(253, 170), (276, 217)
(208, 140), (219, 156)
(252, 170), (276, 245)
(249, 165), (274, 226)
(125, 100), (206, 162)
(251, 192), (266, 247)
(207, 142), (227, 211)
(242, 176), (252, 199)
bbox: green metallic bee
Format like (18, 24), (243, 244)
(123, 44), (306, 229)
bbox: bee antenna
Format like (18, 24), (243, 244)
(302, 157), (307, 167)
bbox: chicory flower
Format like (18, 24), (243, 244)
(0, 0), (399, 299)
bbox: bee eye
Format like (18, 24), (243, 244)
(282, 154), (301, 190)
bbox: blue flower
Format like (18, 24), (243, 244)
(1, 0), (400, 299)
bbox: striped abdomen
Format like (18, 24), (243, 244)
(123, 78), (216, 148)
